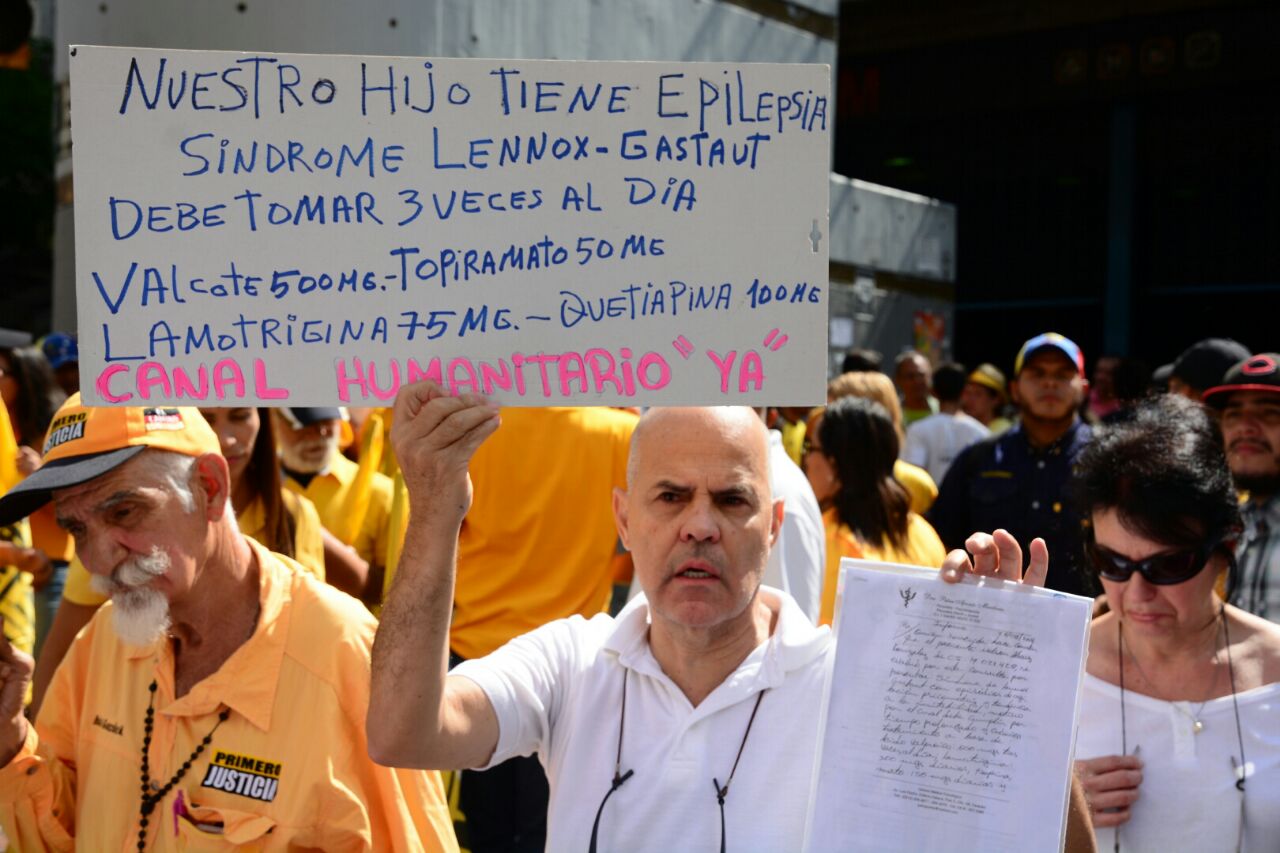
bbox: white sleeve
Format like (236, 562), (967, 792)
(451, 615), (599, 770)
(901, 423), (929, 468)
(777, 500), (825, 623)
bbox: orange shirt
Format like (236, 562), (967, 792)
(450, 407), (636, 660)
(0, 539), (457, 852)
(819, 508), (945, 625)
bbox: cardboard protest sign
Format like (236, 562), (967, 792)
(70, 46), (830, 406)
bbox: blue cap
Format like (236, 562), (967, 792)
(40, 333), (78, 369)
(1014, 333), (1085, 377)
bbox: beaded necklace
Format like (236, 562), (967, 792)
(136, 680), (231, 851)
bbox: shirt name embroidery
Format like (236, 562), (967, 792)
(92, 715), (123, 735)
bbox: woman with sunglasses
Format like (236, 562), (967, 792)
(1073, 394), (1280, 852)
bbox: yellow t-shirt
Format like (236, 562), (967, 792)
(63, 491), (326, 606)
(779, 419), (806, 467)
(894, 458), (938, 515)
(0, 518), (34, 657)
(450, 407), (637, 660)
(819, 508), (946, 625)
(0, 539), (458, 851)
(283, 454), (393, 569)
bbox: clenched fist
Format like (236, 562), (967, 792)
(390, 381), (501, 527)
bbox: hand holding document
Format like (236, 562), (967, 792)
(804, 550), (1092, 852)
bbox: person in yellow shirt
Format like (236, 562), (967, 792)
(28, 407), (329, 718)
(275, 407), (392, 605)
(0, 396), (457, 851)
(804, 397), (947, 625)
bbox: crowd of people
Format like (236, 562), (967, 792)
(0, 325), (1271, 851)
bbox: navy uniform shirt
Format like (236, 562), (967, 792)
(927, 419), (1094, 596)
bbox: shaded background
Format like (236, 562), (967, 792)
(837, 0), (1280, 370)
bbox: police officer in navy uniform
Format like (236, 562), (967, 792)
(928, 333), (1094, 596)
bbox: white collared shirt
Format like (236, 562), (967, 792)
(764, 430), (826, 623)
(453, 588), (833, 852)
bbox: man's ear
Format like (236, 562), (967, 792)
(769, 498), (784, 547)
(193, 453), (232, 521)
(612, 487), (631, 551)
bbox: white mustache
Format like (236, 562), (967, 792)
(89, 547), (170, 598)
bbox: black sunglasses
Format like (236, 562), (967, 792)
(1084, 538), (1221, 586)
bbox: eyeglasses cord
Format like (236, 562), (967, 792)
(1116, 604), (1247, 853)
(588, 668), (767, 853)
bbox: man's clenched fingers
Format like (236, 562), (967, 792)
(393, 380), (448, 423)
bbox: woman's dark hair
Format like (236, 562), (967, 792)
(1, 346), (66, 448)
(242, 408), (296, 559)
(818, 396), (911, 550)
(1074, 394), (1241, 551)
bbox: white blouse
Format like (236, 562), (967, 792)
(1076, 673), (1280, 852)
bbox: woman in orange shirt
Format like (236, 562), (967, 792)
(806, 397), (947, 625)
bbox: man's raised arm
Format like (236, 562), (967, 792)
(367, 382), (502, 770)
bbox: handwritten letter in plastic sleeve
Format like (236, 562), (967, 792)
(69, 46), (830, 407)
(804, 560), (1092, 853)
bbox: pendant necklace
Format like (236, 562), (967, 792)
(1173, 700), (1210, 734)
(1119, 618), (1220, 734)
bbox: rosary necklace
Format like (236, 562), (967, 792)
(136, 680), (231, 851)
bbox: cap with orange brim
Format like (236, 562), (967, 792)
(0, 394), (220, 525)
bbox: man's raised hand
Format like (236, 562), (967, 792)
(940, 529), (1050, 587)
(390, 381), (500, 524)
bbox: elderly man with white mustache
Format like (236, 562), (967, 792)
(0, 396), (457, 851)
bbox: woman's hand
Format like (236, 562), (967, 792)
(940, 529), (1049, 587)
(1075, 753), (1143, 827)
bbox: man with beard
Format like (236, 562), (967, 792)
(0, 397), (457, 851)
(928, 333), (1094, 595)
(274, 407), (393, 603)
(1204, 353), (1280, 621)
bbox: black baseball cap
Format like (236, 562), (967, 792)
(1170, 338), (1251, 393)
(277, 408), (343, 428)
(1203, 354), (1280, 408)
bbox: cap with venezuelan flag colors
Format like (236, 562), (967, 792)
(0, 394), (220, 525)
(1014, 332), (1085, 377)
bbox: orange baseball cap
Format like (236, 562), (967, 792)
(0, 394), (220, 524)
